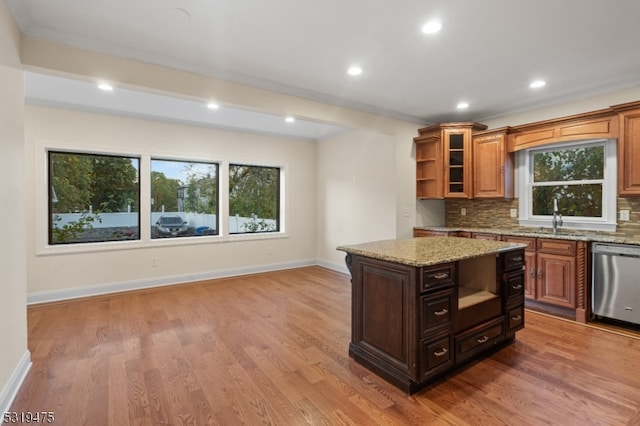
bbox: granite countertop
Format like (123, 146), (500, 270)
(337, 237), (526, 267)
(415, 226), (640, 246)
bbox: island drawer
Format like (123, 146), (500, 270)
(503, 249), (526, 272)
(420, 289), (453, 337)
(507, 305), (524, 332)
(420, 334), (453, 379)
(422, 263), (455, 292)
(455, 318), (504, 362)
(505, 270), (525, 299)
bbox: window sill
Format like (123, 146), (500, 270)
(36, 231), (289, 256)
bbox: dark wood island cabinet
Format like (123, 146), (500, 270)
(337, 237), (526, 394)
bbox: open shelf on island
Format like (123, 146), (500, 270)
(455, 254), (501, 332)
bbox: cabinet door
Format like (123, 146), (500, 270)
(618, 108), (640, 196)
(473, 131), (513, 198)
(524, 251), (536, 299)
(443, 128), (472, 198)
(536, 253), (576, 308)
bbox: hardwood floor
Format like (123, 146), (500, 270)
(11, 266), (640, 425)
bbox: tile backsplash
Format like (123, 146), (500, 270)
(445, 198), (640, 240)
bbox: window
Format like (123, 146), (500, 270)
(48, 151), (140, 244)
(518, 139), (617, 231)
(228, 164), (280, 233)
(151, 159), (219, 238)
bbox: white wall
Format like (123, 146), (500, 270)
(316, 129), (396, 271)
(19, 36), (436, 285)
(25, 105), (318, 297)
(0, 1), (30, 414)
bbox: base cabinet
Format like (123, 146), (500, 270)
(347, 248), (525, 394)
(502, 235), (589, 321)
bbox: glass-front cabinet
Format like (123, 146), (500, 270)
(443, 128), (470, 197)
(414, 122), (487, 199)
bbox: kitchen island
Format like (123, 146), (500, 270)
(337, 237), (526, 394)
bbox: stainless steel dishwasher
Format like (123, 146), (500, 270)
(592, 242), (640, 325)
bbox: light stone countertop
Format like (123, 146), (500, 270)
(337, 237), (526, 267)
(415, 226), (640, 246)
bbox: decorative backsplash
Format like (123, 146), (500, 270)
(445, 198), (640, 240)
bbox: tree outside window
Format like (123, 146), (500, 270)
(228, 165), (280, 233)
(530, 143), (605, 218)
(49, 151), (140, 244)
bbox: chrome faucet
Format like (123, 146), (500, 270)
(552, 198), (563, 233)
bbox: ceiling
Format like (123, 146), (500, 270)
(7, 0), (640, 139)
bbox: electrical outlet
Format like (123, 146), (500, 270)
(510, 209), (518, 218)
(620, 210), (630, 221)
(461, 208), (466, 216)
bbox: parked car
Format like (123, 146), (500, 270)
(153, 215), (190, 238)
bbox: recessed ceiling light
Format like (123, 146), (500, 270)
(422, 20), (442, 34)
(97, 83), (113, 91)
(285, 116), (295, 123)
(207, 102), (219, 110)
(457, 102), (469, 109)
(530, 80), (546, 88)
(347, 66), (363, 76)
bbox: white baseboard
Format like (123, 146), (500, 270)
(0, 350), (31, 421)
(27, 259), (317, 305)
(316, 258), (350, 275)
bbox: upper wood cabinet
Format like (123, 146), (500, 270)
(615, 103), (640, 196)
(414, 99), (640, 200)
(414, 122), (487, 199)
(472, 128), (514, 199)
(506, 112), (618, 152)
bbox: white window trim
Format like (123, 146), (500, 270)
(517, 138), (617, 232)
(36, 140), (289, 256)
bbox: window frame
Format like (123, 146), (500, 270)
(517, 138), (617, 232)
(36, 140), (288, 256)
(150, 157), (221, 239)
(228, 163), (282, 235)
(47, 148), (142, 246)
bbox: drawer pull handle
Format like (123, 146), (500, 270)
(511, 315), (522, 321)
(434, 348), (448, 357)
(433, 272), (448, 280)
(434, 308), (449, 316)
(512, 256), (523, 262)
(512, 284), (523, 290)
(476, 335), (489, 344)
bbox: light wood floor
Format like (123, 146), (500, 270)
(11, 266), (640, 425)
